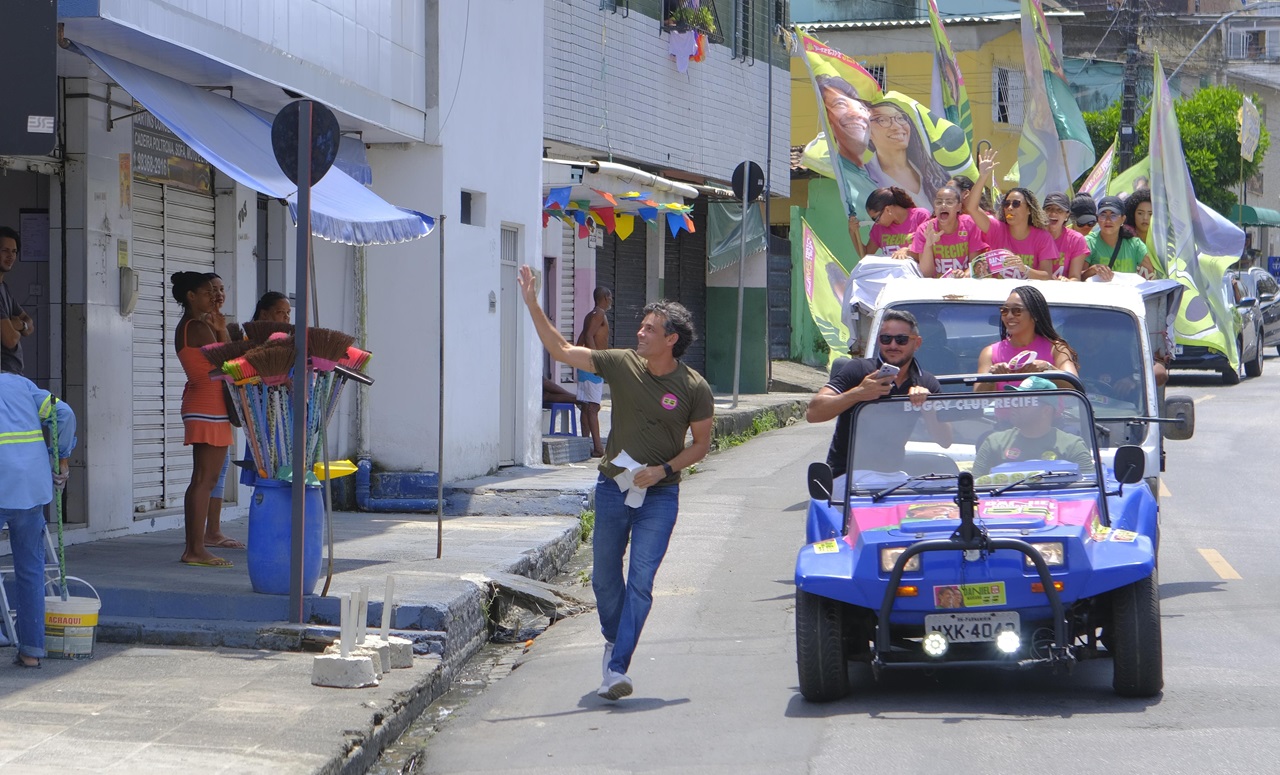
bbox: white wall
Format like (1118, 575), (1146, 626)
(87, 0), (428, 139)
(362, 0), (543, 479)
(545, 0), (791, 198)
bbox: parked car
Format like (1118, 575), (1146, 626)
(1169, 271), (1261, 383)
(795, 377), (1162, 701)
(1236, 266), (1280, 356)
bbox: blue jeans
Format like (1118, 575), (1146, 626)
(1, 506), (47, 659)
(593, 476), (679, 675)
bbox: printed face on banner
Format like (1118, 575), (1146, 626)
(820, 83), (871, 168)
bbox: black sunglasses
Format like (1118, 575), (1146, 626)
(879, 334), (912, 345)
(1002, 200), (1024, 209)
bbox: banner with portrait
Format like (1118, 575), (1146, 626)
(799, 30), (978, 220)
(801, 218), (852, 366)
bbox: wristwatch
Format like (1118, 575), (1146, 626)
(661, 462), (674, 477)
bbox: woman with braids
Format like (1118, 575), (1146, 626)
(850, 186), (930, 259)
(975, 284), (1080, 392)
(964, 149), (1058, 276)
(1083, 195), (1158, 282)
(171, 271), (234, 567)
(201, 272), (245, 552)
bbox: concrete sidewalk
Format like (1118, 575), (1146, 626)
(0, 387), (820, 773)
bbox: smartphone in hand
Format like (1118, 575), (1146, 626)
(872, 363), (900, 380)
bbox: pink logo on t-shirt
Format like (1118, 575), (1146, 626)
(661, 393), (679, 410)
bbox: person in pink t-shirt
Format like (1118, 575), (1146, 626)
(912, 183), (986, 277)
(975, 285), (1080, 392)
(964, 150), (1057, 277)
(852, 187), (930, 259)
(1039, 192), (1089, 280)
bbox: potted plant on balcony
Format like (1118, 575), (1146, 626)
(664, 2), (716, 36)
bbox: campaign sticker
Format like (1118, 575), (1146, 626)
(960, 582), (1006, 607)
(661, 393), (679, 410)
(1089, 514), (1110, 542)
(1110, 529), (1138, 543)
(812, 538), (839, 554)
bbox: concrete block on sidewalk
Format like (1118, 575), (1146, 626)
(311, 653), (379, 688)
(542, 435), (592, 464)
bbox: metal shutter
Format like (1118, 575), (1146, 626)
(131, 182), (216, 514)
(767, 233), (792, 360)
(558, 223), (576, 384)
(663, 201), (708, 374)
(598, 226), (648, 349)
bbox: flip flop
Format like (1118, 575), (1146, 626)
(12, 655), (41, 669)
(204, 538), (246, 549)
(181, 558), (234, 568)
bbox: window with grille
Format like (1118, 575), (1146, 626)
(992, 67), (1024, 125)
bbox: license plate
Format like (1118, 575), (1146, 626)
(925, 611), (1019, 643)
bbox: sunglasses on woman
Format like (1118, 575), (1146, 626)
(999, 306), (1026, 317)
(1002, 200), (1024, 210)
(879, 334), (912, 345)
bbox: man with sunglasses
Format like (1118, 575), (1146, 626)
(807, 310), (951, 491)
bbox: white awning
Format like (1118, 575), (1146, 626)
(76, 43), (432, 246)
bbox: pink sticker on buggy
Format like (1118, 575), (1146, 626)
(661, 393), (679, 410)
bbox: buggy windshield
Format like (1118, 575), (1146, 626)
(845, 390), (1101, 496)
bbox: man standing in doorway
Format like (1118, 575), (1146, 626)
(518, 265), (714, 701)
(0, 226), (35, 375)
(575, 286), (612, 457)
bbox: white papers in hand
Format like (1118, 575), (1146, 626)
(610, 450), (648, 508)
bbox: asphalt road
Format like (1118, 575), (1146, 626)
(419, 363), (1280, 775)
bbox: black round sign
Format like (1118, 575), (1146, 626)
(732, 160), (765, 203)
(271, 100), (341, 186)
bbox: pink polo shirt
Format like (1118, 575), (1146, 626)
(910, 214), (987, 276)
(869, 207), (931, 253)
(979, 220), (1058, 275)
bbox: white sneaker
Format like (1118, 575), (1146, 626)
(602, 642), (614, 681)
(597, 670), (633, 701)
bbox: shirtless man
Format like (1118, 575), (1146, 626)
(576, 287), (612, 457)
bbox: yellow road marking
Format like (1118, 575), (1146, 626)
(1194, 394), (1215, 404)
(1159, 480), (1172, 499)
(1198, 548), (1242, 580)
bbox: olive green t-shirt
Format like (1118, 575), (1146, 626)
(592, 349), (715, 486)
(972, 428), (1094, 478)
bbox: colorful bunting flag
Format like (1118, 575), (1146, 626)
(544, 186), (572, 210)
(638, 206), (657, 223)
(666, 211), (686, 237)
(1079, 137), (1115, 202)
(591, 188), (618, 206)
(615, 213), (635, 241)
(590, 207), (615, 234)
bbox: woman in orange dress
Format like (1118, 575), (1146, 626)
(171, 271), (235, 567)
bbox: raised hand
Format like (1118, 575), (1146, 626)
(978, 148), (998, 179)
(517, 265), (541, 307)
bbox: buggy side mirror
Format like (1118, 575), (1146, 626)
(1113, 445), (1145, 484)
(808, 462), (834, 501)
(1163, 395), (1195, 441)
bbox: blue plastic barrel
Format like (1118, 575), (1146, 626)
(247, 479), (324, 595)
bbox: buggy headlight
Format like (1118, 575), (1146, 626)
(1025, 542), (1065, 567)
(880, 546), (921, 573)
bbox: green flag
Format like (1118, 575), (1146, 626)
(801, 218), (851, 367)
(927, 0), (974, 151)
(1017, 0), (1094, 197)
(1148, 52), (1238, 369)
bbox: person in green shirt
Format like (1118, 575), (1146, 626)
(973, 377), (1095, 477)
(1083, 196), (1158, 281)
(518, 265), (714, 702)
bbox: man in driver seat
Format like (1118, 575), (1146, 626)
(973, 376), (1094, 477)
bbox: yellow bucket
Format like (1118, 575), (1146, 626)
(44, 595), (101, 660)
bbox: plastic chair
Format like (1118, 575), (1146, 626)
(547, 402), (578, 436)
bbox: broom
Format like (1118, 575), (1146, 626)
(242, 320), (294, 344)
(308, 328), (356, 371)
(200, 340), (254, 369)
(244, 345), (295, 478)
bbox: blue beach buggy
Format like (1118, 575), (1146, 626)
(795, 374), (1162, 701)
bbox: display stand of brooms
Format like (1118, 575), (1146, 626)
(199, 322), (373, 594)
